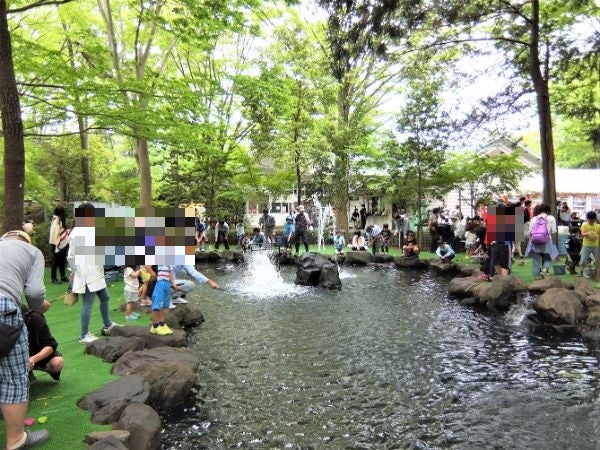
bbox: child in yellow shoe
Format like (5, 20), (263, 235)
(150, 265), (179, 335)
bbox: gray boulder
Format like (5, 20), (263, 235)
(78, 375), (150, 425)
(85, 430), (130, 447)
(109, 325), (187, 349)
(372, 254), (395, 264)
(344, 251), (373, 265)
(394, 256), (428, 269)
(113, 347), (200, 375)
(478, 275), (527, 312)
(84, 336), (146, 363)
(529, 277), (565, 293)
(429, 259), (458, 275)
(88, 435), (128, 450)
(295, 252), (341, 289)
(165, 304), (204, 329)
(115, 403), (161, 450)
(448, 276), (481, 298)
(533, 288), (586, 326)
(574, 278), (599, 297)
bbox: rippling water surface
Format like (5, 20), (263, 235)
(162, 264), (600, 449)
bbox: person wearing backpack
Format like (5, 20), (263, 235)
(525, 203), (558, 280)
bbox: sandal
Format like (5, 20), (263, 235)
(11, 430), (49, 450)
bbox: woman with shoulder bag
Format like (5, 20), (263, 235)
(49, 206), (70, 284)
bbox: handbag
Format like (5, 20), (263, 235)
(57, 229), (69, 251)
(0, 321), (22, 357)
(64, 281), (78, 306)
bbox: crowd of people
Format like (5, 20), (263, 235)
(1, 203), (221, 449)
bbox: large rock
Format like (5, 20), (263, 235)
(372, 254), (395, 264)
(529, 277), (565, 293)
(113, 347), (200, 375)
(84, 336), (146, 363)
(477, 275), (527, 312)
(220, 250), (243, 262)
(449, 275), (527, 311)
(88, 435), (128, 450)
(394, 256), (429, 269)
(574, 278), (599, 297)
(344, 251), (373, 265)
(429, 259), (458, 275)
(448, 276), (481, 298)
(458, 265), (479, 277)
(319, 263), (342, 289)
(295, 252), (341, 289)
(165, 304), (204, 329)
(533, 288), (586, 326)
(109, 325), (187, 349)
(85, 430), (130, 447)
(115, 403), (161, 450)
(78, 375), (150, 424)
(112, 347), (200, 409)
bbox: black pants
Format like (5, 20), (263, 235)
(51, 245), (68, 281)
(215, 232), (230, 250)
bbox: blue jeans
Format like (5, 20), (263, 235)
(531, 251), (551, 276)
(80, 287), (111, 338)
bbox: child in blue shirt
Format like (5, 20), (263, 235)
(334, 230), (345, 255)
(436, 240), (456, 263)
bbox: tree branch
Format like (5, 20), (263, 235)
(8, 0), (75, 14)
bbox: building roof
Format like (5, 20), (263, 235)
(519, 169), (600, 195)
(480, 137), (542, 169)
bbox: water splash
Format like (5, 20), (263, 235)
(505, 293), (535, 326)
(226, 250), (307, 299)
(313, 197), (334, 253)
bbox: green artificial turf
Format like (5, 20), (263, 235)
(0, 269), (144, 450)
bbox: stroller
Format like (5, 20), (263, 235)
(564, 232), (582, 275)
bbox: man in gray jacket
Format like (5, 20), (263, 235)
(0, 230), (49, 449)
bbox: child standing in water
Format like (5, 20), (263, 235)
(151, 265), (179, 335)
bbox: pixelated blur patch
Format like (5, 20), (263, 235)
(73, 206), (195, 266)
(486, 206), (525, 243)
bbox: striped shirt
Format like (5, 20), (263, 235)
(156, 265), (172, 282)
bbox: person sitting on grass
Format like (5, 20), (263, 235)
(351, 230), (367, 251)
(436, 240), (456, 263)
(402, 231), (420, 257)
(24, 309), (64, 382)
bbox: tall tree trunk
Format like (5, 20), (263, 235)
(529, 0), (556, 211)
(0, 1), (25, 232)
(135, 137), (152, 207)
(78, 116), (91, 198)
(333, 82), (350, 233)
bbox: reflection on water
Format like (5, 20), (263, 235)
(162, 266), (600, 449)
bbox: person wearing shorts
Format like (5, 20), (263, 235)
(124, 266), (141, 321)
(0, 230), (50, 449)
(150, 266), (179, 336)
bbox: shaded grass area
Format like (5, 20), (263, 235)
(0, 269), (147, 449)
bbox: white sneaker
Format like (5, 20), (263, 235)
(79, 332), (98, 344)
(168, 302), (177, 309)
(102, 322), (121, 335)
(172, 297), (188, 304)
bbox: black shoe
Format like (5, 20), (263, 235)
(50, 370), (61, 381)
(61, 276), (69, 282)
(51, 279), (61, 284)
